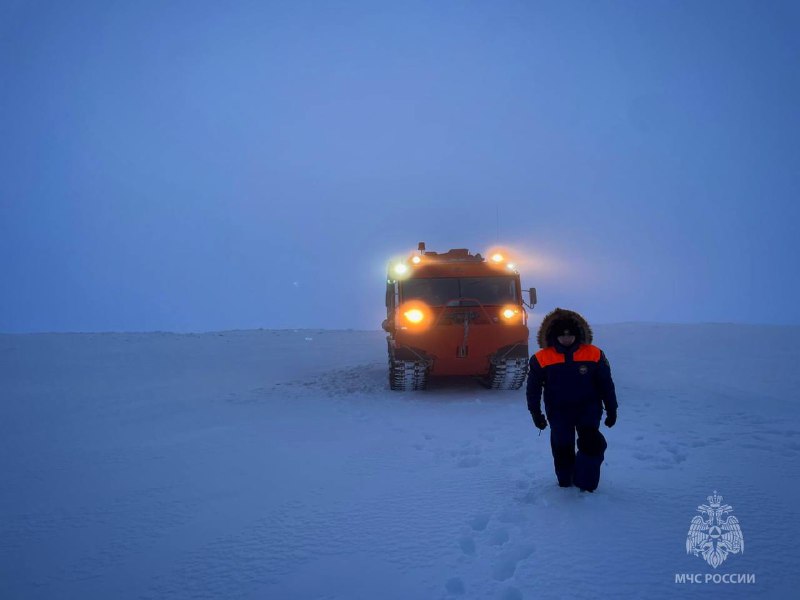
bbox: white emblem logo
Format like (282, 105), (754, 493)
(686, 491), (744, 568)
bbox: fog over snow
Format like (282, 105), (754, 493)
(2, 1), (800, 332)
(2, 2), (800, 599)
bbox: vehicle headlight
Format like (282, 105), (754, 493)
(501, 307), (520, 320)
(404, 309), (425, 323)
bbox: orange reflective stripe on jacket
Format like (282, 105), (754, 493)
(573, 344), (601, 362)
(535, 344), (601, 367)
(534, 347), (565, 367)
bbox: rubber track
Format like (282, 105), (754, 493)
(389, 359), (429, 391)
(488, 358), (528, 390)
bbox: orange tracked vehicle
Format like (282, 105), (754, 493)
(382, 242), (537, 390)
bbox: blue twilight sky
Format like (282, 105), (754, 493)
(1, 0), (799, 332)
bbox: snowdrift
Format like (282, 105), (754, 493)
(2, 324), (798, 599)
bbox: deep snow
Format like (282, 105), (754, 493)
(2, 325), (799, 599)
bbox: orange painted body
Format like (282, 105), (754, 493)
(384, 247), (530, 377)
(393, 307), (528, 375)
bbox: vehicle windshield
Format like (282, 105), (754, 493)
(401, 277), (518, 307)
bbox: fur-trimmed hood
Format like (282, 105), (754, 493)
(536, 308), (594, 349)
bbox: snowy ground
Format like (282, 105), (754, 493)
(2, 325), (799, 599)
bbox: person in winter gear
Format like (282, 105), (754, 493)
(526, 308), (618, 492)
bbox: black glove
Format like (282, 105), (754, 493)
(532, 413), (548, 430)
(604, 410), (617, 428)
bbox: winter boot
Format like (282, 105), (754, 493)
(551, 443), (576, 487)
(573, 428), (607, 492)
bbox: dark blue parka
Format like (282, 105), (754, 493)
(526, 308), (617, 426)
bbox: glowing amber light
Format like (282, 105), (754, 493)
(491, 253), (504, 263)
(411, 256), (421, 264)
(502, 308), (517, 319)
(394, 263), (409, 275)
(404, 309), (425, 323)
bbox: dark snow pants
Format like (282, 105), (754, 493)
(549, 418), (607, 490)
